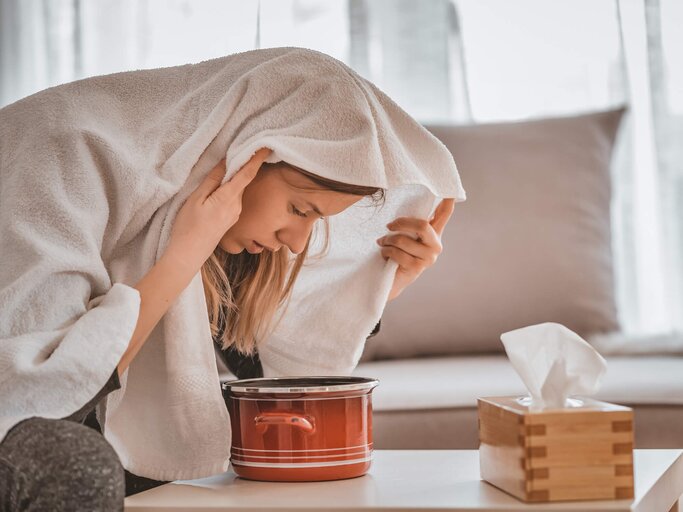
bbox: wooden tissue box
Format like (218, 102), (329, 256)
(477, 396), (634, 503)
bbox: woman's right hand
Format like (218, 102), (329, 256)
(165, 147), (273, 272)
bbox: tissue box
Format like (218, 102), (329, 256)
(477, 396), (634, 503)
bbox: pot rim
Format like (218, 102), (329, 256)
(221, 376), (379, 394)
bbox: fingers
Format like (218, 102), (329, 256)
(429, 198), (455, 236)
(218, 147), (272, 195)
(195, 148), (273, 203)
(380, 245), (426, 272)
(386, 217), (440, 248)
(377, 234), (437, 264)
(379, 201), (455, 293)
(193, 158), (227, 199)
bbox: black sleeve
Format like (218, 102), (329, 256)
(367, 319), (381, 339)
(62, 367), (121, 423)
(216, 341), (264, 380)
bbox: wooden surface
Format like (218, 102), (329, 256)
(124, 449), (683, 511)
(478, 396), (635, 502)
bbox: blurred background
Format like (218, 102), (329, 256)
(1, 0), (681, 341)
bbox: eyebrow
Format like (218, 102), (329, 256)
(305, 200), (324, 218)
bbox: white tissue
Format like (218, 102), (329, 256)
(500, 322), (607, 410)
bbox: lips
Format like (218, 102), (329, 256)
(254, 241), (278, 251)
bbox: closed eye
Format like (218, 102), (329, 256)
(291, 204), (307, 217)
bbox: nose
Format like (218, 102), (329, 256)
(277, 223), (314, 255)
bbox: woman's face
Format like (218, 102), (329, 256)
(218, 165), (363, 255)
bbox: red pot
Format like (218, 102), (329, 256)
(221, 376), (380, 482)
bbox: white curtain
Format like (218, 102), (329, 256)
(614, 0), (682, 337)
(1, 0), (680, 341)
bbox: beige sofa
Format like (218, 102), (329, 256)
(352, 106), (683, 450)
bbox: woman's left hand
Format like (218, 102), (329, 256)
(377, 198), (456, 302)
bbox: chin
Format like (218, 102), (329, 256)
(218, 239), (242, 255)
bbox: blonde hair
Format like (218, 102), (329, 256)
(201, 162), (385, 356)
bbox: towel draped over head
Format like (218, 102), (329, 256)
(0, 47), (466, 480)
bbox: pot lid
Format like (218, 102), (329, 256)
(222, 376), (379, 394)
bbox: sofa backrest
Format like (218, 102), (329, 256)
(360, 107), (626, 362)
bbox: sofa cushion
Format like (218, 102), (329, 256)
(352, 354), (683, 411)
(360, 107), (626, 360)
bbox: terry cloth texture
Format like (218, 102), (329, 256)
(217, 317), (381, 380)
(0, 47), (466, 480)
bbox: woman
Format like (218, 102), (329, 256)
(205, 156), (453, 380)
(0, 47), (464, 510)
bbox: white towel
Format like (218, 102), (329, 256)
(0, 47), (466, 481)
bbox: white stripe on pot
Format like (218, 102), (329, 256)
(231, 450), (370, 460)
(232, 455), (373, 468)
(232, 443), (372, 453)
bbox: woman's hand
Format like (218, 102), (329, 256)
(165, 147), (272, 272)
(377, 198), (456, 302)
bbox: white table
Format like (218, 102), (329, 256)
(124, 449), (683, 512)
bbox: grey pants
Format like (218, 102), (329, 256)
(0, 417), (125, 512)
